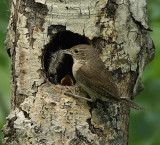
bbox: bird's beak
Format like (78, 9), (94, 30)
(61, 49), (71, 55)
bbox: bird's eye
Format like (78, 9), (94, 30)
(74, 49), (79, 54)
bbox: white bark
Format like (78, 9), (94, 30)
(3, 0), (154, 144)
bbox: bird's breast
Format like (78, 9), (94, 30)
(72, 60), (84, 78)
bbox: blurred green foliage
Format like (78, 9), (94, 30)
(0, 0), (159, 144)
(0, 0), (10, 144)
(130, 0), (160, 144)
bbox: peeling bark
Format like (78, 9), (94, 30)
(3, 0), (154, 144)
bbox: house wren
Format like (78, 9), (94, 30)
(64, 44), (145, 111)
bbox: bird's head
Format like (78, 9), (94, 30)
(63, 44), (96, 61)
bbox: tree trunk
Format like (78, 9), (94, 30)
(3, 0), (154, 144)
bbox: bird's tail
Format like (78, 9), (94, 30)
(120, 97), (145, 111)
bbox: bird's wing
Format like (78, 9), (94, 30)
(75, 64), (120, 100)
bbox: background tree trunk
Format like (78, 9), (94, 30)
(3, 0), (154, 144)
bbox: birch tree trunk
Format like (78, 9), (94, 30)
(3, 0), (154, 144)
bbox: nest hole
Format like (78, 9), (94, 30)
(44, 30), (91, 86)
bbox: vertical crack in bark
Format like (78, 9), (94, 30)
(11, 1), (20, 109)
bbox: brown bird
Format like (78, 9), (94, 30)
(64, 44), (145, 111)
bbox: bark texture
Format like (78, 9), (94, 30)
(3, 0), (154, 144)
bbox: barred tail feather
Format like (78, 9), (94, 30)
(120, 97), (145, 111)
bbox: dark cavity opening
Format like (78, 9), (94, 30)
(44, 30), (91, 86)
